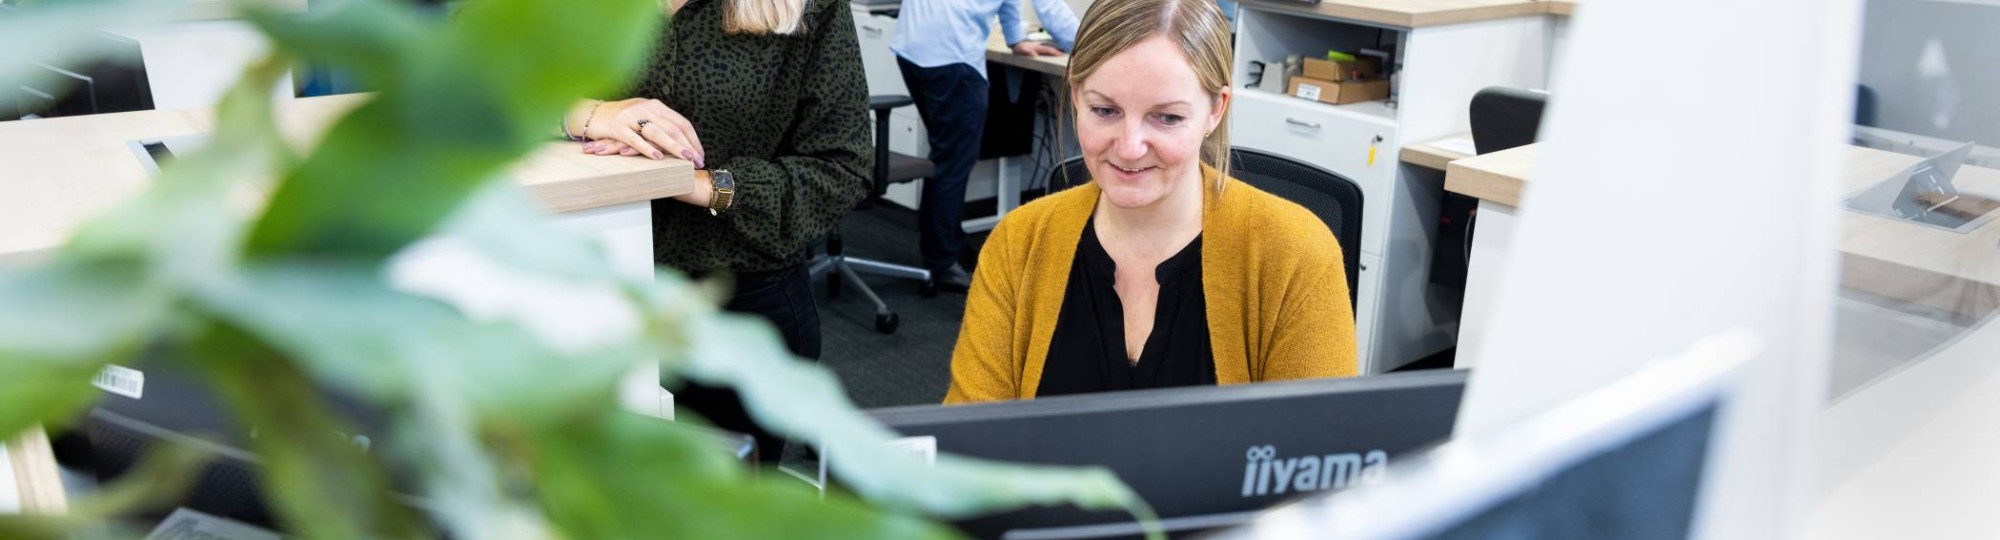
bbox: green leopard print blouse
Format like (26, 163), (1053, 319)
(628, 0), (872, 281)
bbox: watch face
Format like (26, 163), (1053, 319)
(712, 169), (735, 189)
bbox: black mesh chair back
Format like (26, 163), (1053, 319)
(1229, 148), (1363, 309)
(1469, 86), (1547, 155)
(1050, 155), (1092, 193)
(1044, 149), (1363, 309)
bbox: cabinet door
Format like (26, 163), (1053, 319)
(1229, 90), (1397, 255)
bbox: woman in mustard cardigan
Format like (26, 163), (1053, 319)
(944, 0), (1359, 403)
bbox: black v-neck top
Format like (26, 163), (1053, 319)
(1036, 219), (1215, 397)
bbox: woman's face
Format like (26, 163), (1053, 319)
(1074, 35), (1228, 210)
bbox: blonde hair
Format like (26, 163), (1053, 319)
(663, 0), (807, 35)
(1064, 0), (1234, 190)
(723, 0), (807, 35)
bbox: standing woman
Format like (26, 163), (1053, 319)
(558, 0), (872, 459)
(943, 0), (1358, 403)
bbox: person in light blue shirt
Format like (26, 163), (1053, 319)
(890, 0), (1080, 291)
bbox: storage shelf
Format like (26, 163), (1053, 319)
(1236, 87), (1399, 124)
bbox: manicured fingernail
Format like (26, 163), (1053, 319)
(651, 151), (665, 160)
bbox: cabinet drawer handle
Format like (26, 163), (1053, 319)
(1284, 117), (1321, 129)
(862, 26), (885, 36)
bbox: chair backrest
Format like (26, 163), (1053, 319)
(1043, 149), (1364, 310)
(1229, 148), (1363, 309)
(1469, 86), (1547, 155)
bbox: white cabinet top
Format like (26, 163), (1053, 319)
(1235, 0), (1568, 29)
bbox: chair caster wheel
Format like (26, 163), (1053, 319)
(827, 272), (842, 298)
(875, 313), (900, 334)
(920, 280), (938, 298)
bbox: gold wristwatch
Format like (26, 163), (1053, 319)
(707, 168), (735, 216)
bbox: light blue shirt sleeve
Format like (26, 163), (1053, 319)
(1033, 0), (1080, 51)
(998, 0), (1027, 47)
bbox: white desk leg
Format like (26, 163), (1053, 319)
(549, 201), (673, 420)
(962, 155), (1018, 234)
(1455, 200), (1519, 370)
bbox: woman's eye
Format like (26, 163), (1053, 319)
(1091, 106), (1118, 118)
(1156, 114), (1185, 126)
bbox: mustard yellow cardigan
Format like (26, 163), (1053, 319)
(944, 169), (1359, 403)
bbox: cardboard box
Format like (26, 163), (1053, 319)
(1301, 56), (1383, 82)
(1286, 76), (1391, 105)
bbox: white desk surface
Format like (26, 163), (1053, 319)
(1438, 143), (2000, 318)
(985, 30), (1069, 77)
(1807, 314), (2000, 539)
(0, 94), (695, 263)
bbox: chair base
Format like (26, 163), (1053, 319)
(807, 254), (931, 335)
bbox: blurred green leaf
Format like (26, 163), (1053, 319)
(433, 182), (627, 283)
(244, 0), (660, 257)
(193, 326), (428, 539)
(0, 262), (169, 437)
(245, 0), (426, 92)
(528, 411), (957, 539)
(667, 309), (1162, 536)
(62, 52), (295, 282)
(195, 258), (642, 425)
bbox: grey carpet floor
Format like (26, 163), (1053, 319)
(813, 203), (988, 410)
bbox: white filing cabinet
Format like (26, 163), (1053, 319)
(1229, 2), (1549, 373)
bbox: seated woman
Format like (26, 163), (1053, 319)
(944, 0), (1358, 403)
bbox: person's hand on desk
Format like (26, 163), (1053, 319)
(570, 97), (706, 168)
(1011, 41), (1064, 57)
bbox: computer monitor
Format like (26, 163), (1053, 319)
(70, 356), (401, 529)
(1844, 141), (2000, 233)
(1216, 349), (1741, 540)
(857, 371), (1468, 539)
(10, 29), (152, 120)
(67, 355), (756, 531)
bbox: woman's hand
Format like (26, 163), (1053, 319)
(578, 97), (706, 167)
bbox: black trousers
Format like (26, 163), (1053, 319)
(897, 58), (987, 272)
(672, 266), (821, 463)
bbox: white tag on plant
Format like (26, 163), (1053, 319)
(891, 436), (937, 467)
(92, 364), (145, 399)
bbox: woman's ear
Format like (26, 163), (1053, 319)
(1209, 86), (1232, 133)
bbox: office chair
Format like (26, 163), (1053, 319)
(807, 95), (935, 334)
(1435, 86), (1548, 289)
(1468, 86), (1547, 155)
(1046, 147), (1364, 310)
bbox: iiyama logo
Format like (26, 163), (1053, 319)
(1240, 445), (1387, 497)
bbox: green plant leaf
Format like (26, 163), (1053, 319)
(0, 262), (169, 437)
(194, 258), (642, 425)
(662, 307), (1162, 537)
(244, 0), (426, 93)
(243, 0), (660, 257)
(191, 325), (429, 539)
(527, 411), (958, 539)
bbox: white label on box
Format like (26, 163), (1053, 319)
(93, 364), (145, 399)
(1294, 84), (1321, 102)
